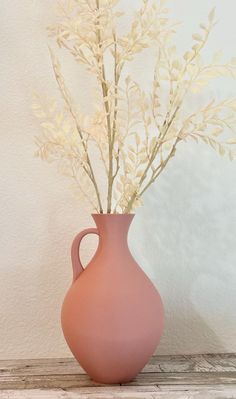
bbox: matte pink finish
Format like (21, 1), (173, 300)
(61, 214), (164, 384)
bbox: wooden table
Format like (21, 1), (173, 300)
(0, 354), (236, 398)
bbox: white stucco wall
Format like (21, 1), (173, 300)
(0, 0), (235, 359)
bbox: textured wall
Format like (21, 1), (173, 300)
(0, 0), (236, 359)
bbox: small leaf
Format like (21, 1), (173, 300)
(219, 144), (225, 156)
(192, 43), (201, 51)
(226, 138), (236, 144)
(149, 137), (157, 152)
(135, 134), (141, 146)
(212, 51), (222, 63)
(168, 45), (176, 56)
(125, 75), (131, 85)
(212, 127), (223, 136)
(208, 7), (216, 23)
(125, 163), (133, 173)
(229, 150), (234, 161)
(136, 170), (143, 178)
(172, 60), (181, 70)
(115, 11), (124, 17)
(128, 151), (135, 162)
(192, 33), (202, 42)
(200, 23), (207, 30)
(184, 51), (193, 61)
(128, 145), (135, 153)
(230, 57), (236, 66)
(41, 122), (55, 130)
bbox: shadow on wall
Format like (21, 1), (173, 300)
(129, 143), (236, 355)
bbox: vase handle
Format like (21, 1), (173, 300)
(71, 228), (99, 283)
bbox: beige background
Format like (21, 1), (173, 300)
(0, 0), (236, 359)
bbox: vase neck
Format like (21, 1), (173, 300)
(92, 214), (134, 247)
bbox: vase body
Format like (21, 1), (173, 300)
(61, 214), (164, 384)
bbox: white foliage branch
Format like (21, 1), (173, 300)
(33, 0), (236, 214)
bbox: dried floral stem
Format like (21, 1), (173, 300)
(110, 30), (122, 207)
(72, 168), (99, 213)
(124, 103), (181, 213)
(95, 0), (114, 213)
(139, 137), (181, 197)
(49, 49), (103, 213)
(34, 2), (236, 214)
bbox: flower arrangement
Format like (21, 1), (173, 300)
(33, 0), (236, 214)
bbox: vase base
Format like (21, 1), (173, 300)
(91, 374), (137, 385)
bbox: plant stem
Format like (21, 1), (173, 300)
(72, 167), (99, 212)
(49, 49), (103, 213)
(109, 30), (122, 208)
(124, 26), (211, 214)
(95, 0), (114, 213)
(139, 137), (181, 197)
(124, 104), (180, 213)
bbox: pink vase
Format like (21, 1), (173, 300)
(61, 214), (164, 384)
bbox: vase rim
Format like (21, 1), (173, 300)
(92, 213), (135, 229)
(92, 213), (135, 216)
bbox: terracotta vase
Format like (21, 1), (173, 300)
(61, 214), (164, 384)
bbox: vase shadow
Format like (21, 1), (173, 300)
(128, 157), (236, 354)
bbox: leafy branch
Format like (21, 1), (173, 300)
(33, 0), (236, 213)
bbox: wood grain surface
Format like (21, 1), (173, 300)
(0, 353), (235, 398)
